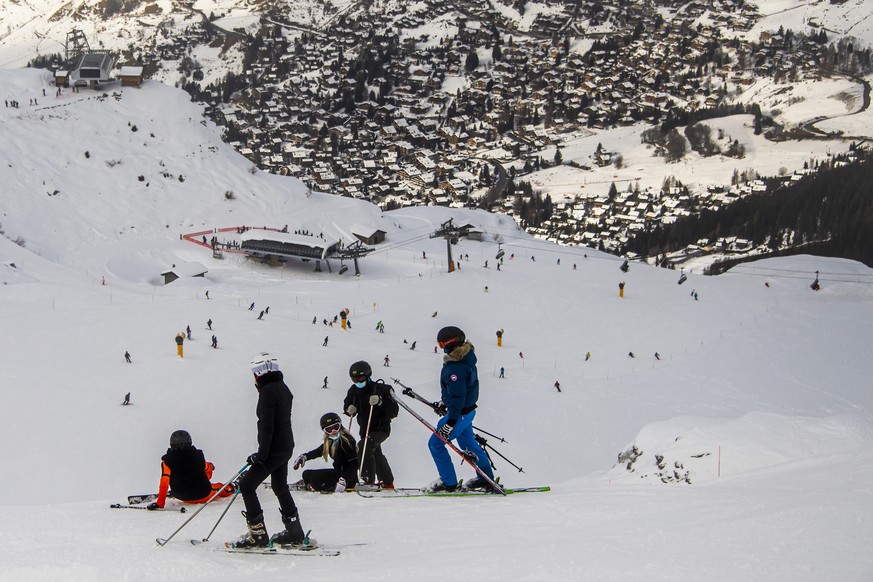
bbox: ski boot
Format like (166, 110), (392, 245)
(230, 511), (269, 549)
(461, 476), (495, 491)
(426, 478), (458, 493)
(271, 510), (317, 549)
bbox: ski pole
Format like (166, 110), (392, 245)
(156, 463), (249, 546)
(475, 434), (525, 473)
(471, 426), (508, 444)
(388, 388), (505, 495)
(197, 485), (241, 543)
(392, 378), (507, 442)
(358, 402), (375, 478)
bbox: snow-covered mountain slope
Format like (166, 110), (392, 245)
(1, 68), (873, 582)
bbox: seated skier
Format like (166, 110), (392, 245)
(147, 430), (234, 509)
(293, 413), (359, 493)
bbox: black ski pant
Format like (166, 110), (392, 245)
(358, 430), (393, 485)
(302, 467), (342, 492)
(239, 453), (298, 522)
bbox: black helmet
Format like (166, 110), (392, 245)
(320, 412), (342, 430)
(349, 360), (372, 379)
(437, 326), (466, 349)
(170, 429), (192, 450)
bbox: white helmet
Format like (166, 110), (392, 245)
(251, 352), (280, 377)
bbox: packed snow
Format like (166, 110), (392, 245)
(1, 69), (873, 582)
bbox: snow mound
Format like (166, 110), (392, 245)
(609, 412), (871, 485)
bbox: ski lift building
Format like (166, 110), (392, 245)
(240, 230), (339, 263)
(75, 52), (116, 86)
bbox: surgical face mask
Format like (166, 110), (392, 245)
(354, 381), (367, 389)
(328, 433), (340, 441)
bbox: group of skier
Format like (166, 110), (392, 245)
(148, 325), (496, 549)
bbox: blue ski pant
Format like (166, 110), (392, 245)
(429, 410), (493, 487)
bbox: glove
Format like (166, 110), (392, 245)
(346, 404), (357, 417)
(437, 422), (454, 440)
(368, 394), (381, 406)
(246, 452), (262, 465)
(293, 453), (307, 470)
(146, 502), (161, 511)
(432, 402), (447, 415)
(334, 477), (347, 493)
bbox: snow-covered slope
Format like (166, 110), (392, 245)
(1, 69), (873, 582)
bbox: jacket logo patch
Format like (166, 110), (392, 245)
(450, 374), (458, 381)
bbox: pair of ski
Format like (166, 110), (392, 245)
(355, 484), (551, 498)
(111, 493), (187, 512)
(193, 538), (345, 557)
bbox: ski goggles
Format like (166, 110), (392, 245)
(323, 422), (341, 435)
(350, 374), (368, 383)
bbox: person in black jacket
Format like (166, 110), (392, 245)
(147, 430), (233, 509)
(343, 360), (399, 488)
(231, 352), (311, 549)
(293, 413), (358, 493)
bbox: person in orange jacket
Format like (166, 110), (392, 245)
(147, 430), (233, 509)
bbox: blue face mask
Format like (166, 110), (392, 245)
(354, 381), (367, 389)
(328, 433), (340, 441)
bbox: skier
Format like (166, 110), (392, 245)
(554, 380), (562, 393)
(249, 302), (255, 311)
(655, 352), (661, 360)
(585, 352), (591, 361)
(293, 413), (358, 493)
(232, 353), (310, 549)
(211, 335), (218, 349)
(499, 367), (504, 379)
(322, 376), (329, 389)
(123, 392), (131, 405)
(427, 326), (495, 492)
(186, 325), (192, 340)
(410, 341), (417, 350)
(205, 290), (210, 300)
(147, 430), (233, 510)
(322, 336), (329, 347)
(343, 361), (399, 488)
(383, 355), (390, 367)
(207, 319), (212, 330)
(258, 310), (264, 320)
(124, 350), (132, 363)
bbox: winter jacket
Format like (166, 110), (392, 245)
(440, 342), (479, 424)
(157, 445), (214, 506)
(254, 371), (295, 460)
(301, 433), (359, 486)
(343, 380), (399, 437)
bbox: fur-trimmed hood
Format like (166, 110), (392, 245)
(443, 341), (474, 363)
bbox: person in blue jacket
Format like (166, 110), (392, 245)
(427, 326), (495, 492)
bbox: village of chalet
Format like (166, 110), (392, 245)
(112, 0), (869, 267)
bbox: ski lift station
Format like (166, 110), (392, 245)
(240, 230), (340, 271)
(74, 52), (115, 86)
